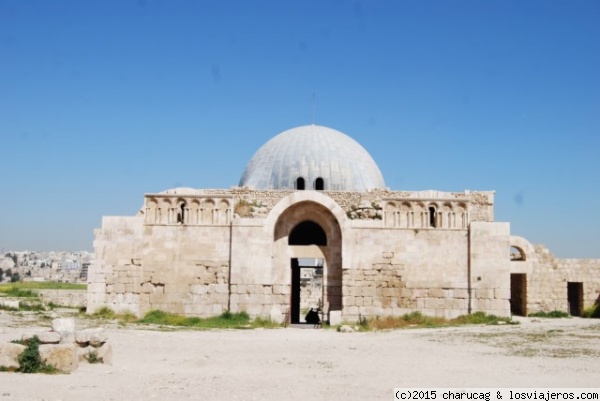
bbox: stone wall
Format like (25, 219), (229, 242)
(90, 189), (518, 322)
(229, 284), (290, 320)
(524, 245), (600, 314)
(341, 224), (481, 320)
(88, 216), (231, 317)
(37, 290), (87, 308)
(469, 222), (511, 317)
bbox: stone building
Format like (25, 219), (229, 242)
(87, 125), (600, 323)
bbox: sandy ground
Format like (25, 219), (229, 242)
(0, 312), (599, 401)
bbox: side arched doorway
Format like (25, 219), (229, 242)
(273, 201), (342, 324)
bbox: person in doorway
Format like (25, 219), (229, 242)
(305, 308), (321, 325)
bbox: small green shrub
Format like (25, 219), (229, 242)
(85, 350), (102, 364)
(0, 304), (18, 312)
(251, 316), (281, 328)
(358, 311), (513, 331)
(92, 306), (117, 319)
(1, 288), (38, 298)
(138, 310), (254, 329)
(17, 335), (58, 374)
(582, 304), (600, 318)
(0, 282), (86, 291)
(529, 310), (570, 318)
(18, 301), (46, 312)
(453, 311), (511, 325)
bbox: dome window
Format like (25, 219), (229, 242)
(314, 177), (324, 190)
(296, 177), (305, 190)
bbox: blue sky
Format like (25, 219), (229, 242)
(1, 0), (599, 257)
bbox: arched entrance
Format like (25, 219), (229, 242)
(289, 221), (326, 323)
(273, 201), (342, 325)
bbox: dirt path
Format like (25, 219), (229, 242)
(0, 313), (599, 401)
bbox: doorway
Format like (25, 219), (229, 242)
(567, 282), (583, 316)
(290, 258), (323, 324)
(510, 273), (527, 316)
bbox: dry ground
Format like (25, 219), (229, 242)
(0, 311), (599, 401)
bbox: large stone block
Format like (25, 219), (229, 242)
(52, 318), (75, 333)
(0, 343), (26, 371)
(329, 310), (342, 326)
(76, 328), (107, 347)
(39, 344), (78, 373)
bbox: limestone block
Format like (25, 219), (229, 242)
(270, 308), (284, 324)
(52, 318), (75, 333)
(273, 295), (288, 304)
(189, 285), (208, 295)
(215, 284), (229, 294)
(237, 294), (250, 304)
(0, 300), (19, 309)
(76, 328), (107, 347)
(428, 288), (445, 298)
(37, 332), (61, 344)
(475, 288), (492, 299)
(140, 283), (154, 294)
(39, 344), (78, 373)
(329, 310), (342, 326)
(342, 296), (354, 307)
(87, 283), (107, 293)
(0, 343), (26, 371)
(125, 283), (140, 293)
(346, 306), (359, 315)
(113, 283), (125, 293)
(348, 287), (360, 297)
(96, 342), (113, 365)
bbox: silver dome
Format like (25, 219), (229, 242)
(239, 125), (386, 191)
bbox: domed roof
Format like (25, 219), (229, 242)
(239, 125), (385, 191)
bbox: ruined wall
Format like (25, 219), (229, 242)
(524, 246), (600, 314)
(88, 217), (231, 317)
(37, 290), (87, 308)
(341, 225), (474, 320)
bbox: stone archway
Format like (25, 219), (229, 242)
(273, 201), (342, 323)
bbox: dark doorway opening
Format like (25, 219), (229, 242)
(290, 258), (323, 324)
(296, 177), (305, 190)
(289, 221), (327, 246)
(510, 273), (527, 316)
(567, 282), (584, 316)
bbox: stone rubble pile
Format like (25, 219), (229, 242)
(0, 318), (112, 373)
